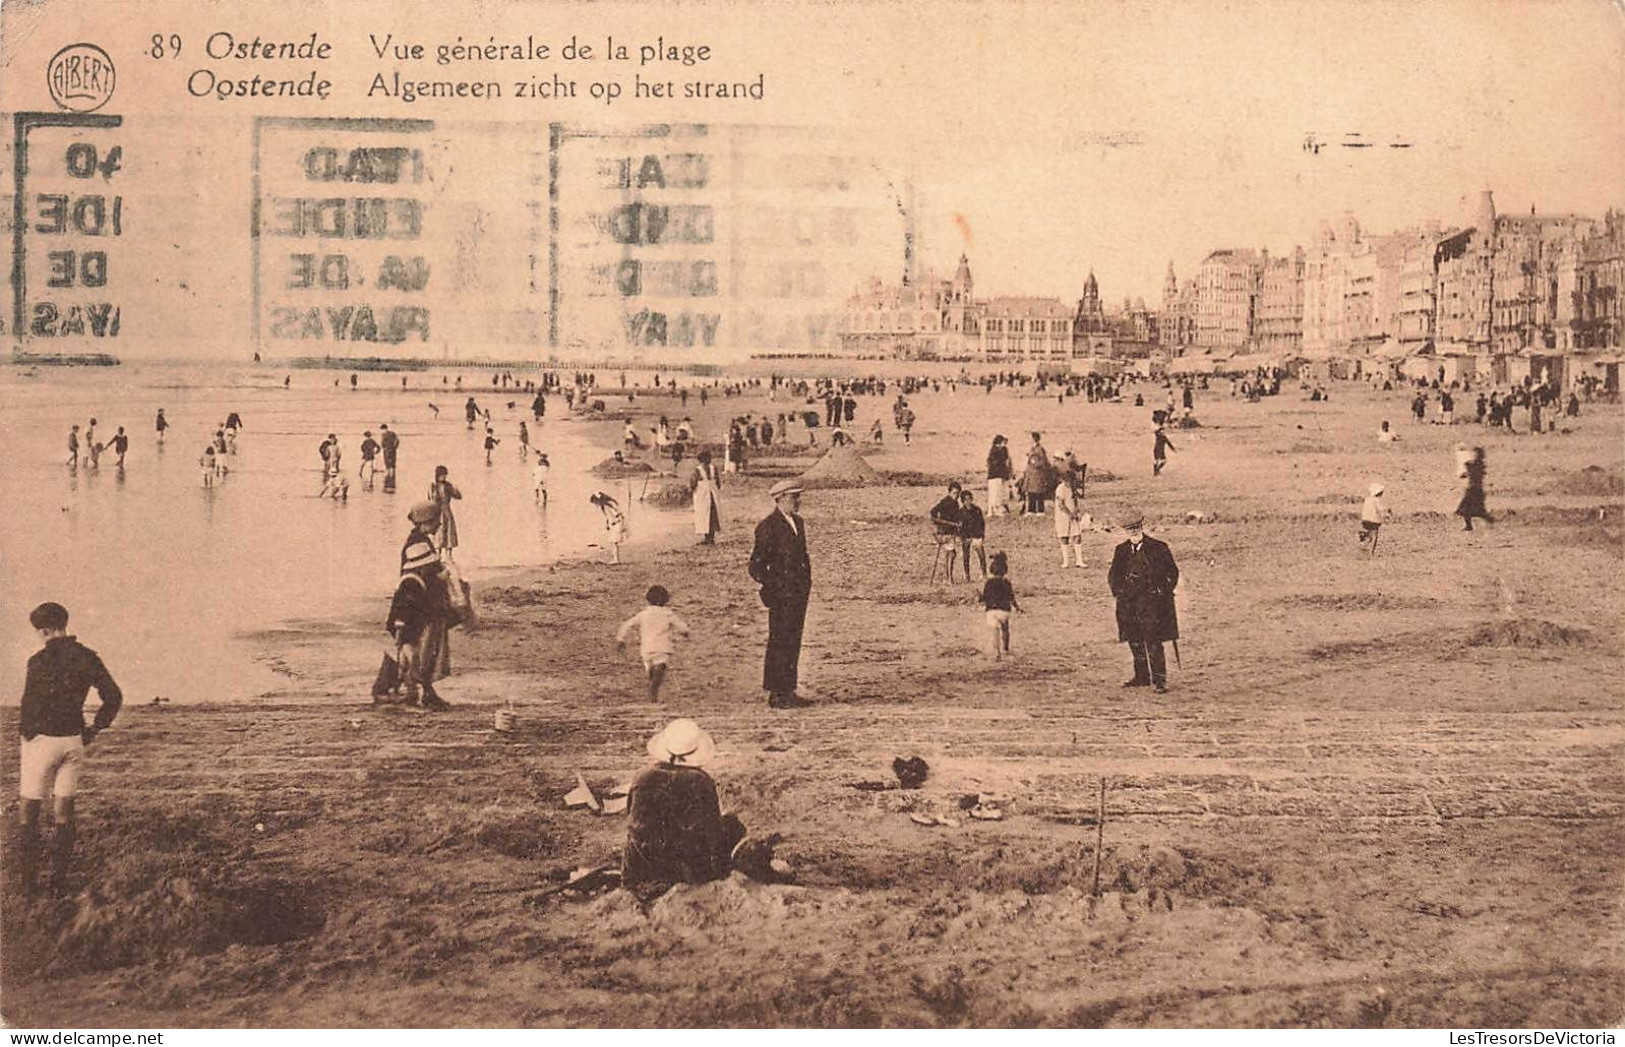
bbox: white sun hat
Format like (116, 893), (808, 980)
(645, 719), (717, 768)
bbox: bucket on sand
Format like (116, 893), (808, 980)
(494, 704), (518, 733)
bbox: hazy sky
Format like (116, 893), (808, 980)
(831, 0), (1625, 302)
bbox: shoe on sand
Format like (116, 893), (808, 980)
(1122, 678), (1150, 688)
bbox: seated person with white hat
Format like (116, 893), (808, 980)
(623, 719), (758, 887)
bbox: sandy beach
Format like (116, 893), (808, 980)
(2, 373), (1622, 1028)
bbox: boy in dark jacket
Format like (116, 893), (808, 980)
(17, 602), (122, 893)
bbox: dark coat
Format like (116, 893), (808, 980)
(1456, 458), (1489, 519)
(749, 510), (811, 608)
(387, 569), (451, 645)
(20, 636), (122, 740)
(1108, 536), (1179, 643)
(1022, 443), (1051, 495)
(986, 444), (1014, 480)
(622, 763), (743, 886)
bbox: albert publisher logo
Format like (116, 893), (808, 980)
(47, 43), (116, 113)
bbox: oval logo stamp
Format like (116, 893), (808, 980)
(47, 43), (117, 113)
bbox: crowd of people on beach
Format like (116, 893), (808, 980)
(22, 356), (1608, 896)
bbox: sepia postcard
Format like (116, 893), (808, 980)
(1, 0), (1622, 1032)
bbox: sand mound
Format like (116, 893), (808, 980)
(1555, 466), (1625, 497)
(645, 481), (694, 508)
(798, 444), (883, 488)
(591, 456), (654, 477)
(1465, 618), (1592, 649)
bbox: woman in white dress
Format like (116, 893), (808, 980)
(986, 435), (1014, 517)
(691, 451), (722, 544)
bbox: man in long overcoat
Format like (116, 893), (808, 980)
(749, 480), (813, 708)
(1107, 509), (1179, 693)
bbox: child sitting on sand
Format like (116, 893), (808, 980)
(617, 585), (691, 701)
(980, 552), (1022, 659)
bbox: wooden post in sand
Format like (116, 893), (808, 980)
(1091, 776), (1107, 897)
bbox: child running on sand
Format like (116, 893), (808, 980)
(981, 552), (1022, 659)
(591, 492), (628, 564)
(1456, 447), (1494, 532)
(484, 427), (500, 465)
(617, 585), (691, 700)
(1152, 423), (1176, 477)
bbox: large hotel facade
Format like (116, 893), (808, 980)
(839, 191), (1623, 386)
(838, 257), (1141, 363)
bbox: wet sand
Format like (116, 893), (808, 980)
(2, 375), (1622, 1027)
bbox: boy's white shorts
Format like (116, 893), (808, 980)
(19, 734), (85, 800)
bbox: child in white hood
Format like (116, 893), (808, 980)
(1359, 482), (1388, 551)
(1453, 443), (1473, 480)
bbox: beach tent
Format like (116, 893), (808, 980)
(1399, 356), (1436, 382)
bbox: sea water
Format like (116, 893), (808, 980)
(0, 366), (686, 704)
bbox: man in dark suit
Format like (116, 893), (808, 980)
(1107, 509), (1179, 693)
(749, 480), (813, 709)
